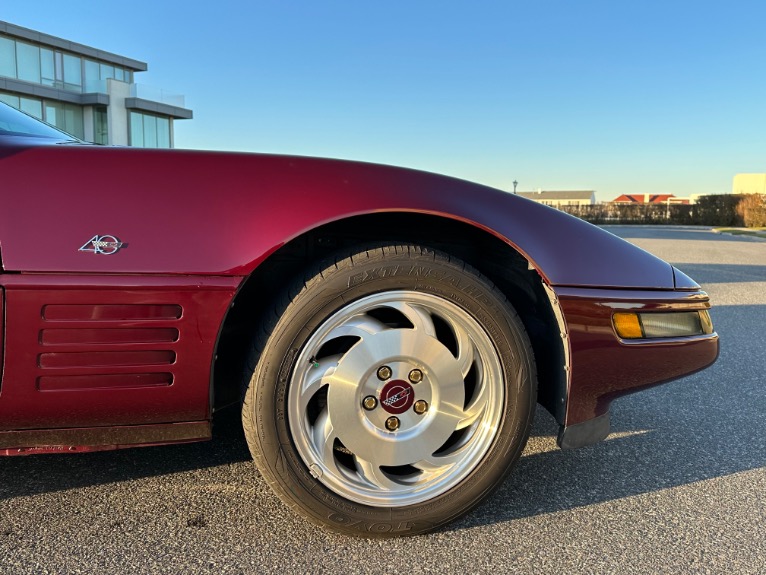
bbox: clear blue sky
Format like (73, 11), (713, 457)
(4, 1), (765, 200)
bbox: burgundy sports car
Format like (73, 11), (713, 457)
(0, 103), (718, 536)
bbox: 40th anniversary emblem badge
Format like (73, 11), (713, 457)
(79, 234), (125, 255)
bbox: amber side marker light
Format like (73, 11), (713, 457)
(613, 311), (714, 339)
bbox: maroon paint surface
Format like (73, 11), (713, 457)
(0, 143), (675, 289)
(0, 274), (239, 430)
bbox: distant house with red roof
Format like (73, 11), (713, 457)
(612, 194), (690, 205)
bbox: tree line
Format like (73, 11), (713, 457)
(558, 194), (766, 227)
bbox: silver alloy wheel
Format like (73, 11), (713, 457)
(288, 290), (505, 507)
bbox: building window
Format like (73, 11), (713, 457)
(63, 54), (82, 92)
(0, 34), (133, 94)
(16, 41), (41, 84)
(82, 58), (131, 93)
(100, 63), (114, 82)
(83, 59), (100, 92)
(0, 92), (19, 109)
(129, 111), (170, 148)
(0, 90), (83, 139)
(0, 92), (41, 117)
(44, 101), (84, 139)
(41, 48), (56, 87)
(0, 36), (17, 78)
(20, 96), (43, 119)
(94, 106), (108, 145)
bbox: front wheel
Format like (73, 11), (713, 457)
(242, 245), (536, 536)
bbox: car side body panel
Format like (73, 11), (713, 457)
(0, 274), (238, 432)
(0, 145), (675, 289)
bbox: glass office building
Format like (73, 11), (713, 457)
(0, 20), (192, 146)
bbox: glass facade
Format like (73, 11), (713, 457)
(0, 90), (84, 139)
(129, 111), (171, 148)
(1, 29), (187, 147)
(0, 33), (132, 93)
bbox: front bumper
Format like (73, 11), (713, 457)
(555, 287), (719, 449)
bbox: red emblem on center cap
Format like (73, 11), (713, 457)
(379, 380), (415, 414)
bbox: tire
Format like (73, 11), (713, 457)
(242, 244), (536, 536)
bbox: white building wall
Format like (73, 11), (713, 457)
(733, 173), (766, 195)
(106, 78), (130, 145)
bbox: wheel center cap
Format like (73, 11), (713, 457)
(379, 380), (415, 414)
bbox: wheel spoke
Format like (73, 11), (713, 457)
(388, 301), (437, 336)
(354, 456), (403, 491)
(456, 405), (487, 431)
(457, 379), (490, 430)
(324, 314), (389, 340)
(297, 354), (340, 412)
(453, 323), (476, 378)
(311, 408), (343, 476)
(412, 451), (464, 473)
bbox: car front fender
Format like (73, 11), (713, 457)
(0, 146), (674, 289)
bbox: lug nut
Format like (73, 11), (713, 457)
(377, 366), (392, 381)
(363, 396), (378, 411)
(385, 416), (400, 431)
(413, 400), (428, 415)
(408, 369), (423, 384)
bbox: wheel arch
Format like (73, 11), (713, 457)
(212, 211), (568, 424)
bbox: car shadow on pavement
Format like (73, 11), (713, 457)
(0, 406), (253, 501)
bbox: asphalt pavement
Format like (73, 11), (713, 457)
(1, 225), (764, 574)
